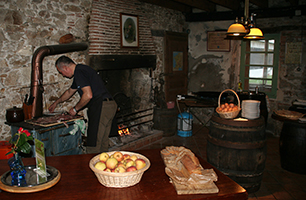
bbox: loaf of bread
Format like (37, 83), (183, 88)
(180, 154), (202, 174)
(161, 146), (202, 175)
(161, 146), (219, 193)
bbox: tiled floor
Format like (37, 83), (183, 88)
(137, 124), (306, 200)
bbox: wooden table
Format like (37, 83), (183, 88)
(0, 149), (248, 200)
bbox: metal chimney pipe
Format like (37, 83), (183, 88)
(30, 42), (88, 118)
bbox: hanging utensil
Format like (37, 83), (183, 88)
(24, 94), (28, 105)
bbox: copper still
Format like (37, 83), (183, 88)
(30, 43), (88, 118)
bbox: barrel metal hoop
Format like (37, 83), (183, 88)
(221, 170), (264, 178)
(211, 114), (265, 127)
(210, 121), (265, 132)
(207, 134), (266, 149)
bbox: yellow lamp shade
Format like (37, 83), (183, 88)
(244, 28), (264, 39)
(226, 23), (247, 36)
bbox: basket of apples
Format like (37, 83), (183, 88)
(89, 151), (150, 188)
(215, 89), (241, 119)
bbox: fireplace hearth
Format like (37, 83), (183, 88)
(109, 129), (163, 151)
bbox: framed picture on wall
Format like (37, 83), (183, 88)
(120, 13), (139, 48)
(207, 31), (230, 52)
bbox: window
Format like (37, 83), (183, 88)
(240, 34), (280, 98)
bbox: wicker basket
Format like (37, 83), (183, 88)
(89, 151), (150, 188)
(216, 89), (241, 119)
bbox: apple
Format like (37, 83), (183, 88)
(135, 159), (146, 170)
(126, 160), (136, 168)
(104, 168), (111, 172)
(120, 159), (127, 166)
(106, 157), (118, 169)
(114, 166), (126, 173)
(123, 154), (130, 160)
(130, 155), (138, 161)
(117, 162), (126, 168)
(99, 152), (109, 162)
(126, 166), (137, 172)
(113, 151), (124, 162)
(95, 162), (106, 171)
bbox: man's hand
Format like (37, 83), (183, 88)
(48, 102), (57, 113)
(48, 88), (77, 113)
(68, 107), (78, 116)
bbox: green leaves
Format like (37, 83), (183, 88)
(7, 129), (34, 155)
(17, 141), (32, 154)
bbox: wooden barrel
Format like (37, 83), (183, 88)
(207, 114), (266, 193)
(280, 121), (306, 174)
(153, 107), (177, 137)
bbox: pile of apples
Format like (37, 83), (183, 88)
(216, 103), (239, 113)
(94, 151), (146, 173)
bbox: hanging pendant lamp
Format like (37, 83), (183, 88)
(226, 17), (248, 37)
(243, 13), (264, 39)
(243, 27), (264, 39)
(226, 0), (264, 40)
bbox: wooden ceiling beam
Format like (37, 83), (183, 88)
(208, 0), (241, 10)
(287, 0), (299, 6)
(185, 5), (306, 22)
(139, 0), (193, 13)
(249, 0), (268, 8)
(172, 0), (216, 12)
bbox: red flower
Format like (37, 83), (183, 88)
(17, 127), (31, 137)
(23, 129), (31, 137)
(6, 127), (34, 155)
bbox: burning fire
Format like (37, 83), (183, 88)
(118, 125), (130, 136)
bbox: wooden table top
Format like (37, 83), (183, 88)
(0, 149), (248, 200)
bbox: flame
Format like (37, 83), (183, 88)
(118, 125), (131, 136)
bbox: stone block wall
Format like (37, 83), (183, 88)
(0, 0), (92, 140)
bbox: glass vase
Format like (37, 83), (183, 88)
(8, 153), (27, 186)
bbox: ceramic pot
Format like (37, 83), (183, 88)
(6, 106), (24, 123)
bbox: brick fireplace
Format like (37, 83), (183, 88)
(88, 0), (158, 119)
(86, 0), (174, 149)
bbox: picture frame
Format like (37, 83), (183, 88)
(207, 31), (230, 52)
(120, 13), (139, 48)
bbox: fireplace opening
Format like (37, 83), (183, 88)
(90, 55), (159, 150)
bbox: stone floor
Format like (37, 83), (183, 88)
(137, 124), (306, 200)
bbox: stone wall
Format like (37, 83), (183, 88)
(0, 0), (92, 140)
(0, 0), (185, 140)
